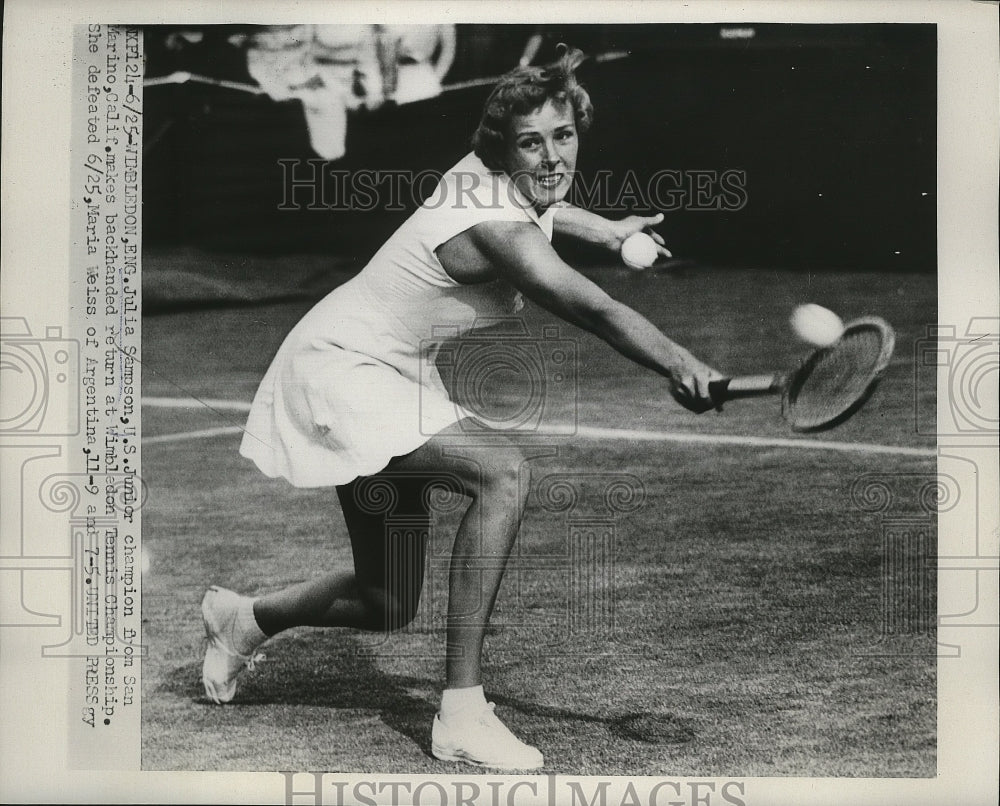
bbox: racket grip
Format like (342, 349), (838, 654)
(709, 374), (783, 403)
(708, 379), (731, 407)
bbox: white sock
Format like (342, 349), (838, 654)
(440, 684), (488, 722)
(234, 596), (268, 655)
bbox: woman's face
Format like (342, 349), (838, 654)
(503, 99), (579, 212)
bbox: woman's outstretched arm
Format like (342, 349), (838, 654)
(462, 220), (718, 412)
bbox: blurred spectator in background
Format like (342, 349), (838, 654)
(377, 25), (457, 105)
(246, 25), (383, 160)
(147, 25), (256, 84)
(145, 24), (562, 162)
(164, 29), (205, 50)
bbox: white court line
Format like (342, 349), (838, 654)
(144, 426), (245, 445)
(142, 398), (935, 457)
(573, 425), (934, 457)
(144, 396), (253, 412)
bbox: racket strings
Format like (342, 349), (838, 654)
(786, 324), (891, 430)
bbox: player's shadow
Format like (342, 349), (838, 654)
(158, 629), (697, 760)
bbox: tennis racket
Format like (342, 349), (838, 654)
(708, 316), (896, 432)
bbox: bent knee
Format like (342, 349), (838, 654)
(478, 443), (530, 492)
(358, 589), (421, 632)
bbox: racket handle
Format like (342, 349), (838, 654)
(709, 374), (783, 404)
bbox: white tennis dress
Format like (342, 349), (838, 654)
(240, 153), (557, 487)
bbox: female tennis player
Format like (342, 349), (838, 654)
(202, 45), (719, 770)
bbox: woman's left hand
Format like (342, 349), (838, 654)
(610, 213), (673, 260)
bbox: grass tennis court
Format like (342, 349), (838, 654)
(141, 257), (936, 775)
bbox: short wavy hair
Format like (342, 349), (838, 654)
(472, 44), (594, 172)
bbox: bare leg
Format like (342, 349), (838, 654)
(442, 460), (526, 688)
(201, 474), (430, 704)
(206, 423), (543, 765)
(386, 431), (530, 689)
(253, 477), (431, 635)
(252, 421), (530, 692)
(252, 572), (367, 634)
(386, 428), (544, 769)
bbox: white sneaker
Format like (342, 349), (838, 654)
(431, 703), (544, 770)
(201, 586), (265, 704)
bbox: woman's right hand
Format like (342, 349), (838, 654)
(668, 359), (722, 414)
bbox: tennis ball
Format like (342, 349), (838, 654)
(620, 232), (659, 270)
(790, 304), (845, 347)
